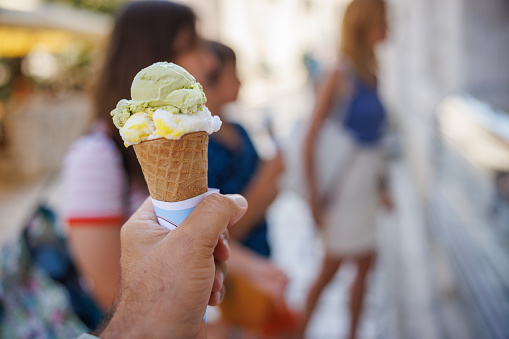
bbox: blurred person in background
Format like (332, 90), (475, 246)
(203, 41), (296, 338)
(298, 0), (393, 338)
(61, 0), (216, 311)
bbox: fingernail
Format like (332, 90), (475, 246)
(217, 270), (225, 287)
(230, 194), (247, 208)
(222, 234), (230, 254)
(218, 289), (225, 304)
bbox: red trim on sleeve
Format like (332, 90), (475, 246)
(67, 216), (125, 228)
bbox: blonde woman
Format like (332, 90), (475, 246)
(299, 0), (392, 338)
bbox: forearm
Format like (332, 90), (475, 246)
(378, 174), (389, 192)
(304, 126), (320, 204)
(99, 299), (195, 339)
(378, 151), (391, 193)
(227, 241), (262, 273)
(68, 225), (122, 309)
(229, 154), (284, 239)
(304, 69), (340, 203)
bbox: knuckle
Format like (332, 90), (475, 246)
(203, 193), (228, 207)
(201, 194), (233, 216)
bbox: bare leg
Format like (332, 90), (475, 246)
(297, 254), (343, 339)
(348, 251), (375, 339)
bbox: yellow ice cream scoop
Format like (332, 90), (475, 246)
(119, 112), (154, 146)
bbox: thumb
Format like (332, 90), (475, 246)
(177, 193), (247, 242)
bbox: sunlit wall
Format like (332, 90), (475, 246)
(381, 0), (509, 198)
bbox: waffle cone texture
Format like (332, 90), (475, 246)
(133, 131), (208, 202)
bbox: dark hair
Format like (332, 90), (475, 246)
(93, 0), (198, 181)
(206, 41), (237, 86)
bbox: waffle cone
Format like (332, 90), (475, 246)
(133, 131), (208, 202)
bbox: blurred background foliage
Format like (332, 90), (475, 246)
(47, 0), (125, 14)
(0, 0), (114, 149)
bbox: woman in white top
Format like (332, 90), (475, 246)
(298, 0), (393, 338)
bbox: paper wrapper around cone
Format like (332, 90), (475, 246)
(133, 131), (208, 202)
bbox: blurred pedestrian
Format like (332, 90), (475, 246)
(298, 0), (393, 338)
(61, 0), (216, 310)
(203, 41), (296, 338)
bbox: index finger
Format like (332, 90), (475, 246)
(130, 197), (159, 224)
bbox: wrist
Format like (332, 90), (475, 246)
(100, 299), (192, 339)
(308, 188), (319, 203)
(100, 302), (151, 339)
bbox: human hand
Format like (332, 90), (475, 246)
(310, 197), (324, 227)
(100, 194), (248, 339)
(227, 242), (288, 307)
(380, 190), (394, 211)
(248, 257), (288, 307)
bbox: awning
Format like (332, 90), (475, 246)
(0, 4), (112, 58)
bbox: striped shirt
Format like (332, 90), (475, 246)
(61, 128), (148, 227)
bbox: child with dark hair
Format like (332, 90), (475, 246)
(206, 41), (272, 256)
(203, 41), (297, 338)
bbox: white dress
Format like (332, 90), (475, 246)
(281, 65), (387, 256)
(320, 141), (384, 256)
(317, 66), (387, 256)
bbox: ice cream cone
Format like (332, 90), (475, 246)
(133, 131), (208, 202)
